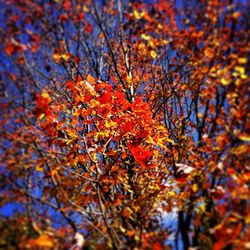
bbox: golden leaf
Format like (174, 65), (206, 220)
(141, 33), (151, 40)
(86, 74), (95, 85)
(133, 10), (145, 19)
(83, 5), (89, 12)
(119, 226), (126, 233)
(238, 58), (247, 64)
(238, 134), (250, 142)
(150, 50), (157, 59)
(66, 139), (74, 145)
(148, 40), (155, 48)
(235, 66), (245, 75)
(31, 234), (54, 248)
(36, 165), (43, 172)
(221, 78), (230, 86)
(192, 184), (198, 192)
(197, 112), (203, 118)
(232, 11), (241, 19)
(38, 113), (45, 120)
(52, 52), (61, 63)
(61, 53), (71, 61)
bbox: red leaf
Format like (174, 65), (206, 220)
(85, 23), (92, 33)
(79, 12), (85, 21)
(5, 44), (15, 56)
(34, 92), (52, 117)
(59, 14), (68, 22)
(64, 0), (71, 11)
(128, 143), (153, 167)
(152, 242), (162, 250)
(96, 84), (113, 104)
(66, 81), (75, 91)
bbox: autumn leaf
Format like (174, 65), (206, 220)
(133, 10), (145, 19)
(1, 1), (249, 249)
(64, 0), (71, 11)
(66, 81), (75, 91)
(128, 143), (153, 167)
(52, 52), (61, 63)
(150, 50), (157, 59)
(141, 33), (151, 40)
(238, 134), (250, 142)
(5, 44), (15, 56)
(85, 23), (92, 33)
(61, 53), (71, 61)
(29, 234), (54, 248)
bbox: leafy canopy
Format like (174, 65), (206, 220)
(0, 0), (249, 249)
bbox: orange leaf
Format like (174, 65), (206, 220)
(29, 234), (54, 248)
(127, 230), (135, 237)
(86, 74), (96, 85)
(122, 207), (133, 218)
(52, 52), (61, 63)
(5, 44), (15, 56)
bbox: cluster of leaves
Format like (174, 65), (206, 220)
(0, 0), (249, 249)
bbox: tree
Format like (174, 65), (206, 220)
(0, 0), (249, 249)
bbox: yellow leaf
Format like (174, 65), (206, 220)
(146, 136), (155, 144)
(221, 78), (230, 86)
(238, 58), (247, 64)
(141, 33), (151, 40)
(133, 10), (145, 19)
(235, 66), (245, 75)
(41, 91), (50, 99)
(199, 203), (206, 213)
(105, 120), (116, 128)
(119, 226), (126, 233)
(192, 184), (198, 192)
(235, 79), (241, 86)
(138, 42), (146, 51)
(238, 134), (250, 142)
(66, 128), (77, 139)
(150, 50), (157, 59)
(168, 191), (175, 196)
(134, 234), (140, 242)
(91, 152), (97, 161)
(61, 53), (70, 61)
(36, 165), (43, 172)
(66, 139), (74, 145)
(38, 113), (45, 120)
(52, 52), (61, 63)
(232, 72), (239, 77)
(148, 40), (155, 48)
(241, 74), (247, 80)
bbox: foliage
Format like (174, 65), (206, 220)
(0, 0), (249, 249)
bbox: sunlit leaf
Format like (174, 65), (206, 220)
(150, 50), (157, 59)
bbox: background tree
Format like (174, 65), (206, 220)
(0, 0), (249, 249)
